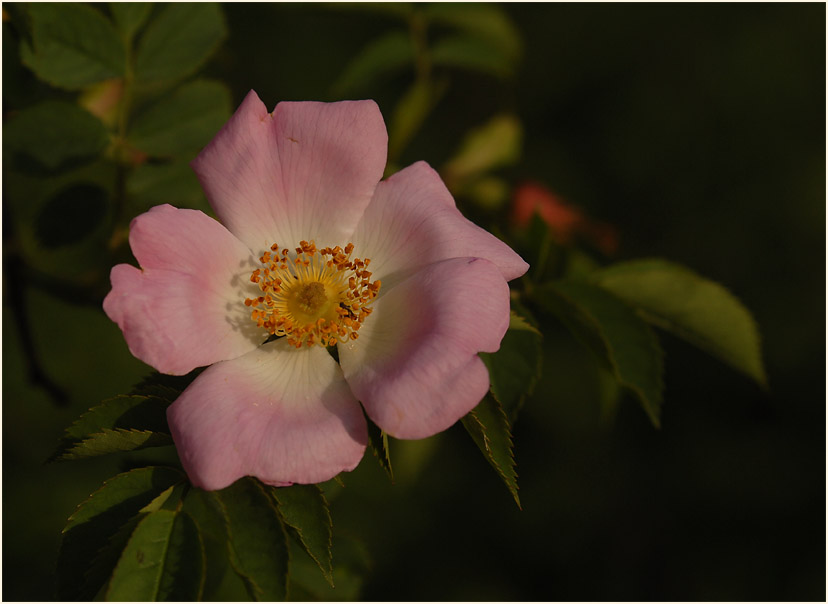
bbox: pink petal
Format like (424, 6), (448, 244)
(192, 90), (388, 254)
(103, 205), (262, 375)
(338, 257), (510, 439)
(350, 161), (529, 292)
(167, 339), (368, 490)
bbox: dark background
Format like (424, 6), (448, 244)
(4, 3), (825, 600)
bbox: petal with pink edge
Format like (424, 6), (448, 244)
(350, 161), (529, 292)
(167, 339), (368, 491)
(338, 257), (510, 439)
(192, 90), (388, 254)
(103, 204), (262, 375)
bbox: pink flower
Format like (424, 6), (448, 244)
(104, 91), (528, 490)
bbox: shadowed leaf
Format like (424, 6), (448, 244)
(133, 3), (226, 86)
(331, 31), (414, 97)
(58, 429), (173, 460)
(4, 101), (109, 170)
(431, 34), (514, 79)
(366, 417), (394, 481)
(269, 484), (334, 586)
(128, 79), (232, 157)
(57, 466), (185, 600)
(181, 488), (231, 600)
(590, 259), (767, 387)
(106, 509), (205, 601)
(425, 3), (522, 63)
(127, 161), (211, 214)
(109, 2), (152, 41)
(51, 394), (171, 461)
(480, 311), (542, 422)
(21, 3), (125, 89)
(535, 281), (665, 427)
(215, 478), (289, 601)
(462, 395), (520, 508)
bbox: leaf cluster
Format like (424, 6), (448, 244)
(4, 2), (231, 306)
(52, 373), (357, 601)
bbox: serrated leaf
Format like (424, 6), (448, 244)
(51, 394), (171, 462)
(430, 33), (514, 79)
(287, 534), (370, 601)
(480, 310), (542, 422)
(425, 3), (522, 63)
(215, 478), (289, 601)
(590, 259), (767, 387)
(269, 484), (334, 586)
(57, 466), (185, 600)
(366, 416), (394, 481)
(461, 395), (520, 508)
(3, 101), (110, 170)
(331, 31), (414, 97)
(20, 3), (125, 89)
(109, 2), (152, 41)
(181, 488), (231, 600)
(133, 3), (226, 86)
(130, 370), (202, 401)
(60, 394), (170, 441)
(127, 161), (211, 214)
(535, 281), (665, 427)
(128, 79), (231, 157)
(59, 428), (173, 460)
(86, 483), (186, 597)
(106, 509), (205, 601)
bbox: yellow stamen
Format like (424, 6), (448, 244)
(245, 240), (381, 348)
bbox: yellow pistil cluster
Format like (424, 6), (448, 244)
(245, 240), (381, 348)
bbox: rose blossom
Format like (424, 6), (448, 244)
(104, 91), (528, 490)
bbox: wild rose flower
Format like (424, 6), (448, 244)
(104, 91), (528, 490)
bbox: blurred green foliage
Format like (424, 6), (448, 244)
(3, 2), (824, 601)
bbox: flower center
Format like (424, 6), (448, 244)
(245, 240), (381, 348)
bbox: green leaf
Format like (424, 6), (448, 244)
(127, 161), (211, 214)
(57, 466), (185, 600)
(181, 488), (231, 600)
(86, 483), (186, 598)
(331, 31), (414, 97)
(461, 395), (520, 508)
(128, 79), (232, 157)
(590, 259), (767, 387)
(59, 428), (173, 460)
(480, 311), (542, 422)
(535, 281), (665, 427)
(63, 394), (170, 440)
(106, 509), (206, 601)
(442, 114), (522, 192)
(269, 484), (334, 586)
(287, 534), (371, 601)
(133, 3), (226, 86)
(387, 77), (445, 162)
(109, 2), (152, 41)
(130, 370), (202, 402)
(52, 394), (170, 460)
(216, 478), (289, 601)
(430, 34), (514, 79)
(425, 3), (522, 63)
(3, 101), (109, 170)
(20, 3), (125, 89)
(366, 417), (394, 481)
